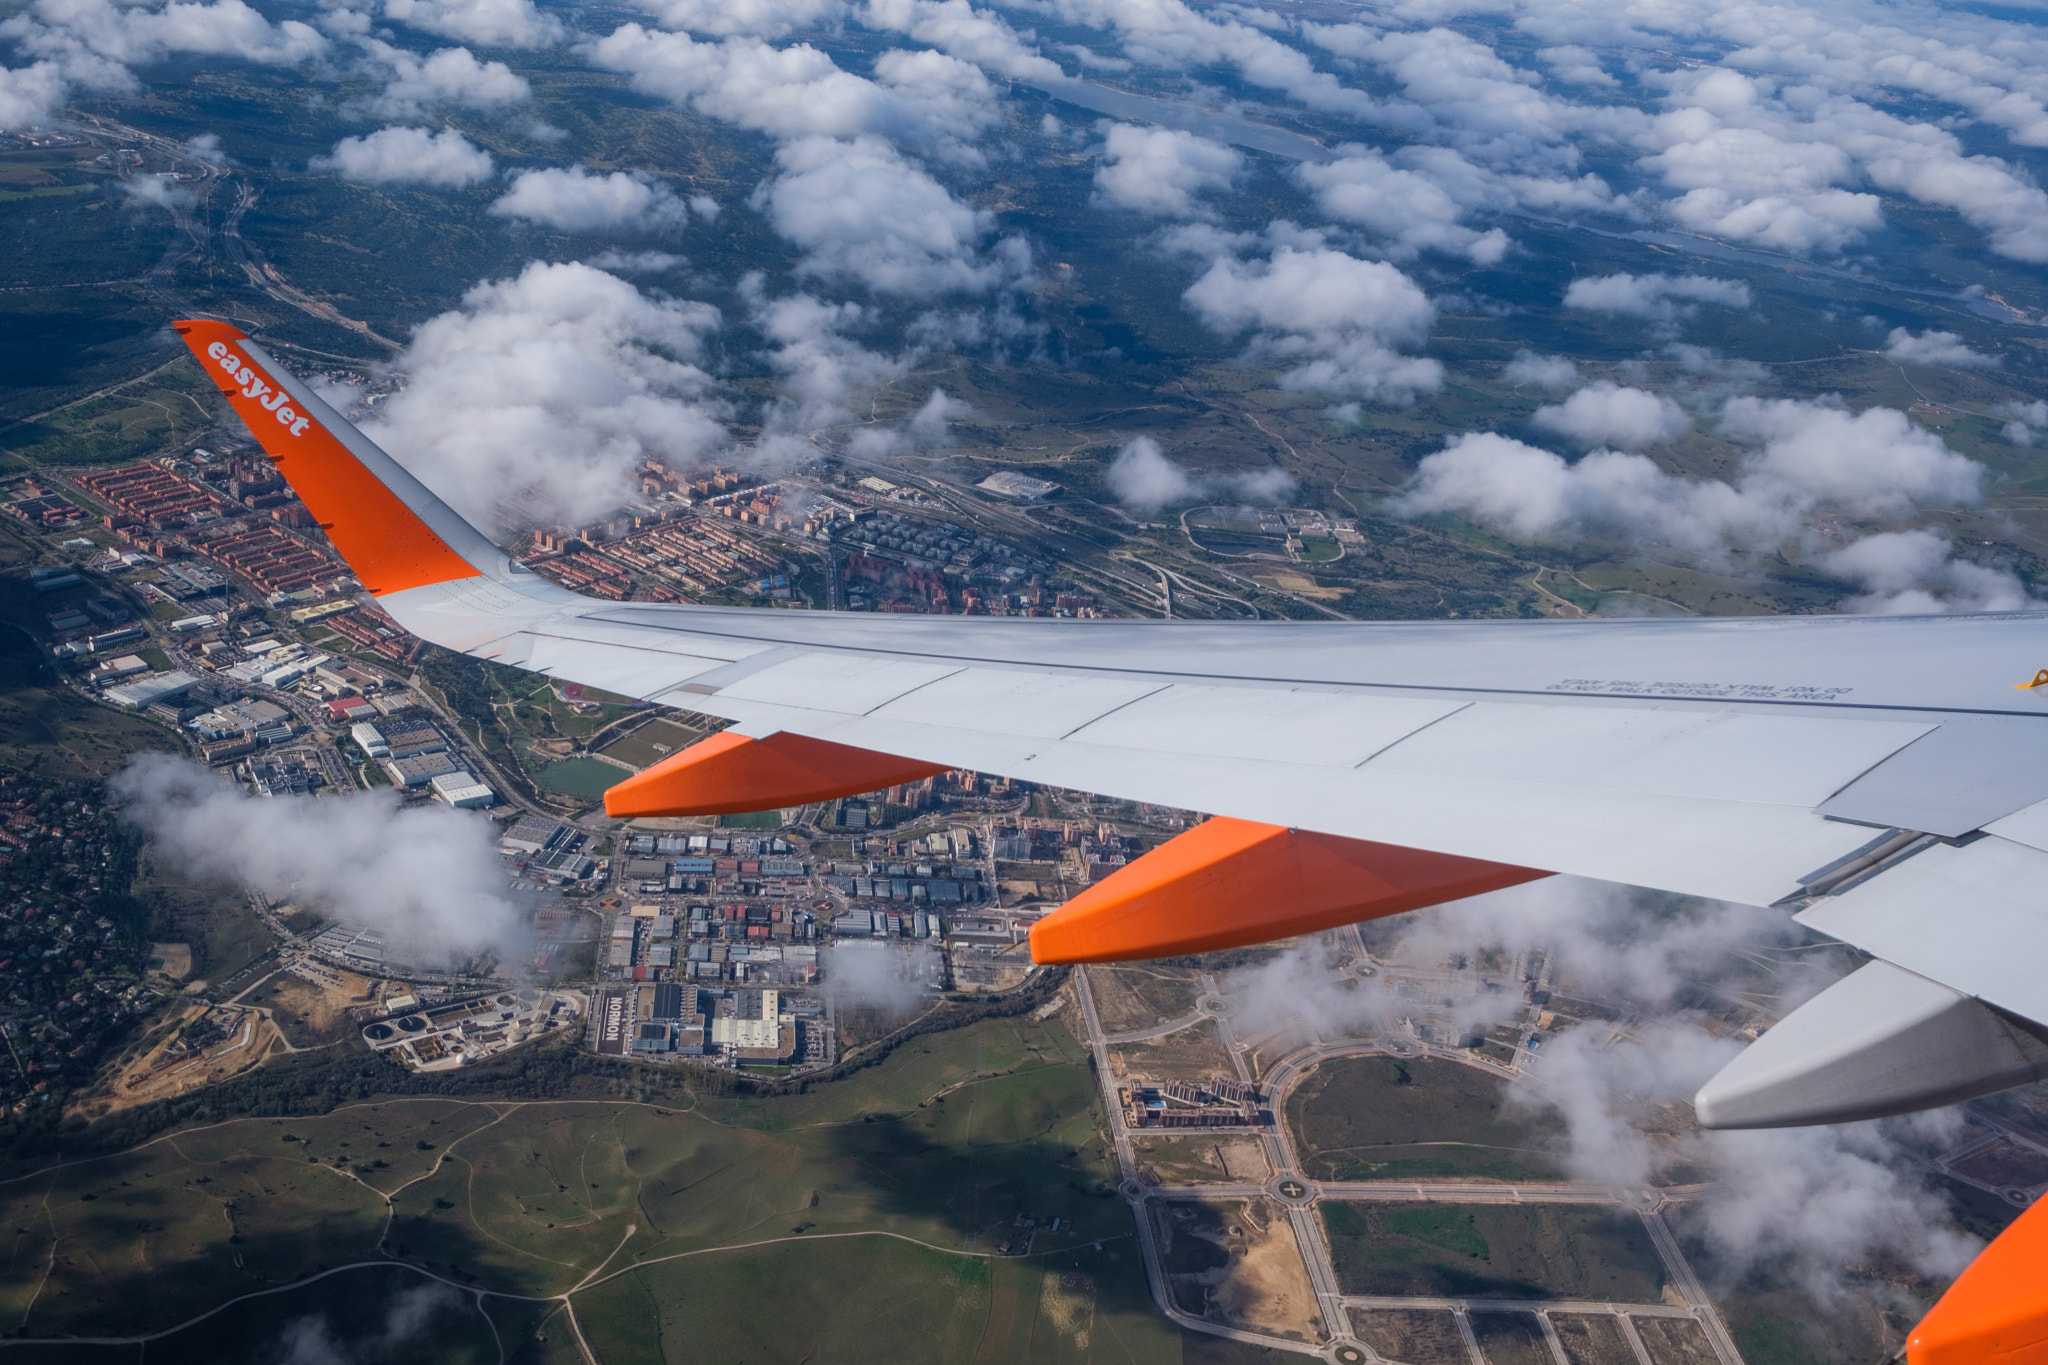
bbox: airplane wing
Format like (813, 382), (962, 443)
(171, 320), (2048, 1133)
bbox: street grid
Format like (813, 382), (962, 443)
(1071, 930), (1748, 1365)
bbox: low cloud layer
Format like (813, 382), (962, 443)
(358, 41), (529, 119)
(1222, 877), (1982, 1305)
(1532, 383), (1689, 450)
(1563, 272), (1752, 328)
(1092, 122), (1241, 218)
(312, 125), (494, 187)
(362, 259), (728, 531)
(1393, 396), (1986, 583)
(1821, 529), (2033, 614)
(1885, 327), (1997, 370)
(1182, 242), (1442, 404)
(490, 166), (696, 233)
(820, 939), (934, 1014)
(1104, 435), (1293, 515)
(112, 754), (522, 970)
(381, 0), (562, 48)
(1295, 146), (1510, 263)
(758, 135), (1026, 296)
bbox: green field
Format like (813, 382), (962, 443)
(0, 1015), (1181, 1363)
(1318, 1202), (1666, 1301)
(1286, 1055), (1566, 1183)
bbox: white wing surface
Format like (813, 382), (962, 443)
(175, 319), (2048, 1128)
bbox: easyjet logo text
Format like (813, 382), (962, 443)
(206, 340), (311, 437)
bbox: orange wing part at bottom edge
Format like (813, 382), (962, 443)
(603, 730), (951, 818)
(1908, 1195), (2048, 1365)
(1028, 816), (1548, 964)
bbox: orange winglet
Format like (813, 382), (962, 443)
(1028, 816), (1547, 964)
(171, 320), (478, 596)
(603, 730), (951, 818)
(1907, 1196), (2048, 1365)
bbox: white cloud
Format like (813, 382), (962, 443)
(112, 754), (522, 972)
(1306, 21), (1588, 165)
(1503, 350), (1577, 390)
(1103, 434), (1292, 514)
(0, 0), (326, 125)
(583, 25), (996, 163)
(1091, 122), (1240, 218)
(643, 0), (847, 39)
(748, 286), (912, 450)
(1562, 271), (1751, 326)
(1716, 396), (1983, 517)
(585, 249), (684, 271)
(0, 61), (74, 131)
(311, 125), (495, 187)
(1182, 243), (1443, 404)
(846, 387), (974, 458)
(1106, 434), (1197, 513)
(118, 172), (193, 211)
(1821, 529), (2034, 614)
(1295, 145), (1510, 262)
(862, 0), (1068, 83)
(489, 165), (694, 233)
(360, 41), (530, 118)
(361, 260), (728, 532)
(1392, 397), (1982, 561)
(2000, 399), (2048, 447)
(905, 386), (971, 445)
(1532, 382), (1689, 449)
(184, 131), (225, 163)
(1391, 433), (1791, 555)
(381, 0), (563, 48)
(1884, 327), (1997, 369)
(1041, 0), (1384, 121)
(1536, 43), (1612, 86)
(3, 0), (327, 69)
(1637, 65), (2048, 262)
(756, 134), (1024, 296)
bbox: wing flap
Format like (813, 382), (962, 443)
(1796, 834), (2048, 1022)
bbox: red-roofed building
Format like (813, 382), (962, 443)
(326, 697), (377, 722)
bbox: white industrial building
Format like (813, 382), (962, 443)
(430, 770), (496, 808)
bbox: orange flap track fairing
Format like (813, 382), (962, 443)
(171, 320), (478, 596)
(604, 730), (951, 818)
(1907, 1194), (2048, 1364)
(1028, 816), (1549, 964)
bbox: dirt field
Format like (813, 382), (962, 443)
(1470, 1311), (1556, 1365)
(1087, 963), (1206, 1034)
(1112, 1019), (1235, 1083)
(1550, 1314), (1638, 1365)
(1156, 1199), (1322, 1343)
(242, 965), (376, 1046)
(147, 941), (192, 980)
(1132, 1134), (1272, 1185)
(1633, 1316), (1721, 1365)
(1347, 1308), (1469, 1365)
